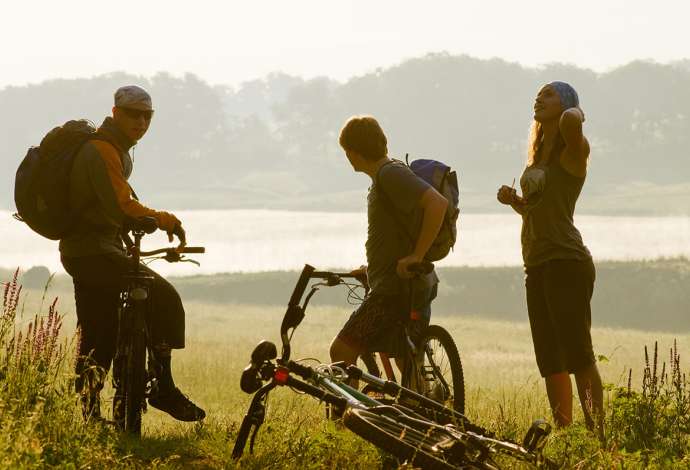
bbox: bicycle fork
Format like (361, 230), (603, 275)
(232, 383), (274, 458)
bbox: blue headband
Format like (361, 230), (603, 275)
(549, 81), (579, 111)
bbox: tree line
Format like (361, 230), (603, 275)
(2, 54), (689, 213)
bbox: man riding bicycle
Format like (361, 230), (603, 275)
(60, 85), (205, 422)
(329, 115), (448, 370)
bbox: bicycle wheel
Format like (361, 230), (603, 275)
(113, 302), (147, 434)
(343, 407), (494, 470)
(404, 324), (465, 414)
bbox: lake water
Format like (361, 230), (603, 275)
(2, 210), (689, 276)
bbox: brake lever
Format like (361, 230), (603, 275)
(164, 251), (182, 263)
(163, 250), (201, 267)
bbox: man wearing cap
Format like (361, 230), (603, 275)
(60, 85), (205, 422)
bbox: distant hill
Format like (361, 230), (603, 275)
(6, 258), (687, 332)
(2, 55), (689, 214)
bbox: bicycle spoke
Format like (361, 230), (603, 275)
(427, 339), (452, 392)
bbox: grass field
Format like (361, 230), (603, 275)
(2, 277), (690, 469)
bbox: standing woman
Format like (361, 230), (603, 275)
(497, 82), (603, 436)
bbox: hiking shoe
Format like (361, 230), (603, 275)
(81, 392), (101, 421)
(148, 387), (206, 422)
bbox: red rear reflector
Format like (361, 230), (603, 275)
(274, 367), (289, 385)
(410, 310), (420, 321)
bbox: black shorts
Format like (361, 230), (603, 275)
(525, 258), (596, 377)
(336, 284), (437, 357)
(61, 252), (186, 374)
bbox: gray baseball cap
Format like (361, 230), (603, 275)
(114, 85), (153, 111)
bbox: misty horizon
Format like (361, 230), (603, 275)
(3, 54), (690, 92)
(3, 53), (689, 216)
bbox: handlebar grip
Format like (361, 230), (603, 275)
(287, 360), (315, 380)
(409, 261), (434, 275)
(124, 216), (158, 234)
(288, 264), (315, 306)
(181, 247), (205, 254)
(285, 376), (347, 409)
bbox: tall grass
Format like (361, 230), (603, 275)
(0, 270), (125, 468)
(608, 341), (690, 459)
(1, 270), (689, 468)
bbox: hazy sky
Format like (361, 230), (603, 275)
(2, 0), (689, 89)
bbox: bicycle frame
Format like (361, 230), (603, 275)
(279, 263), (458, 410)
(234, 264), (552, 466)
(113, 227), (157, 431)
(235, 264), (470, 455)
(113, 218), (205, 433)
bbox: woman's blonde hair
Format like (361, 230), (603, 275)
(527, 120), (543, 167)
(527, 120), (564, 167)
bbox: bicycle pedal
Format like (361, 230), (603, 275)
(433, 438), (467, 460)
(422, 365), (436, 377)
(325, 403), (343, 421)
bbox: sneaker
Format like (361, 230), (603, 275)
(148, 387), (206, 422)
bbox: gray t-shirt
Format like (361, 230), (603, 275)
(519, 157), (592, 267)
(366, 160), (438, 299)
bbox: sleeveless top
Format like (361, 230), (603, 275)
(519, 152), (592, 267)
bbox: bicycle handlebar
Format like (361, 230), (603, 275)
(139, 246), (206, 257)
(124, 216), (158, 234)
(311, 271), (357, 278)
(288, 264), (315, 307)
(408, 260), (434, 275)
(279, 262), (434, 361)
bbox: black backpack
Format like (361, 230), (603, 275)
(376, 155), (460, 262)
(14, 120), (101, 240)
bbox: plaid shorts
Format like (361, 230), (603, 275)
(336, 293), (406, 356)
(336, 284), (437, 357)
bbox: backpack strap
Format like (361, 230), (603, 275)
(89, 134), (140, 200)
(375, 160), (416, 247)
(87, 134), (143, 247)
(128, 183), (139, 201)
(68, 135), (140, 238)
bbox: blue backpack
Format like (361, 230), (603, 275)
(377, 155), (460, 261)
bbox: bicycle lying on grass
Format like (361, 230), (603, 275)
(112, 216), (205, 434)
(315, 261), (464, 413)
(233, 264), (554, 469)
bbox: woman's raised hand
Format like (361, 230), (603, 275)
(497, 185), (517, 205)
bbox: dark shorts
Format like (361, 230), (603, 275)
(336, 284), (437, 357)
(525, 258), (596, 377)
(61, 252), (186, 374)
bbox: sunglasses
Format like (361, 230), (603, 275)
(118, 107), (154, 121)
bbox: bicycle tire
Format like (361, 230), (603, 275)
(113, 302), (147, 435)
(343, 407), (493, 470)
(403, 324), (465, 414)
